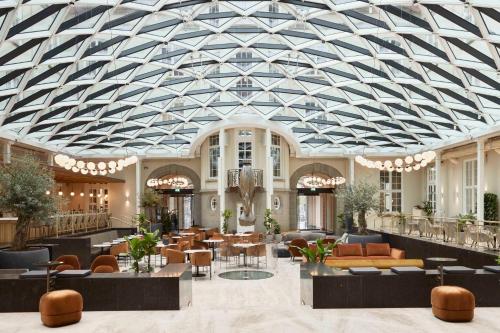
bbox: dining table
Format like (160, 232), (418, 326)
(92, 243), (111, 255)
(232, 243), (259, 267)
(184, 249), (211, 277)
(203, 239), (224, 261)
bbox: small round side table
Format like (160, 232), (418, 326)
(34, 261), (64, 293)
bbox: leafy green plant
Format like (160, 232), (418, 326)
(337, 181), (379, 234)
(292, 239), (342, 263)
(141, 188), (161, 223)
(273, 222), (281, 235)
(336, 213), (345, 231)
(422, 201), (434, 219)
(484, 193), (498, 221)
(160, 209), (171, 234)
(142, 229), (160, 272)
(222, 209), (233, 234)
(136, 212), (148, 231)
(496, 255), (500, 265)
(0, 155), (57, 250)
(126, 228), (160, 273)
(264, 208), (276, 234)
(126, 237), (146, 273)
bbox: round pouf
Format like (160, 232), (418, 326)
(39, 290), (83, 327)
(431, 286), (475, 322)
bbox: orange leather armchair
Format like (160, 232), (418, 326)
(288, 238), (308, 261)
(164, 249), (185, 264)
(191, 251), (212, 279)
(54, 255), (81, 272)
(90, 255), (119, 273)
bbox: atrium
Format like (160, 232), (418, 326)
(0, 0), (499, 332)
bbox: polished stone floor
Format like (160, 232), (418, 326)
(0, 253), (499, 333)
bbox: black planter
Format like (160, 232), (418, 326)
(0, 247), (49, 270)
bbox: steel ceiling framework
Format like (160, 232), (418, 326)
(0, 0), (498, 157)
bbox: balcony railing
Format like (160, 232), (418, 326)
(369, 213), (500, 249)
(227, 169), (263, 188)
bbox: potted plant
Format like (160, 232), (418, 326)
(337, 181), (379, 234)
(422, 201), (434, 223)
(136, 212), (148, 232)
(457, 212), (475, 245)
(141, 229), (160, 272)
(264, 208), (277, 241)
(126, 229), (160, 273)
(0, 155), (57, 269)
(160, 209), (172, 234)
(222, 209), (232, 234)
(397, 212), (406, 234)
(141, 188), (161, 224)
(126, 236), (146, 273)
(293, 238), (343, 263)
(273, 222), (282, 242)
(484, 193), (498, 222)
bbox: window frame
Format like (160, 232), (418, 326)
(379, 170), (402, 213)
(463, 158), (477, 214)
(208, 134), (220, 179)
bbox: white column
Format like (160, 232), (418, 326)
(265, 128), (273, 209)
(218, 128), (225, 231)
(477, 140), (485, 223)
(47, 152), (54, 166)
(348, 157), (354, 185)
(3, 141), (11, 163)
(135, 157), (142, 215)
(435, 152), (442, 217)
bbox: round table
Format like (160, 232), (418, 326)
(34, 261), (64, 292)
(203, 239), (224, 261)
(179, 232), (195, 236)
(233, 243), (259, 267)
(184, 249), (211, 277)
(426, 257), (457, 286)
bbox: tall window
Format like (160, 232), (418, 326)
(236, 77), (252, 99)
(271, 134), (281, 177)
(379, 171), (402, 212)
(235, 50), (252, 70)
(427, 167), (436, 213)
(208, 135), (219, 178)
(464, 159), (477, 214)
(237, 129), (252, 169)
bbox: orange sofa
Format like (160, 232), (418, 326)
(330, 243), (405, 260)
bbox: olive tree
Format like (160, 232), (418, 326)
(337, 181), (379, 234)
(0, 155), (57, 250)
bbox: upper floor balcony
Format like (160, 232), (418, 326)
(227, 169), (263, 190)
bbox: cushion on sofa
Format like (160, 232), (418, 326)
(337, 243), (363, 257)
(366, 243), (391, 256)
(330, 255), (365, 260)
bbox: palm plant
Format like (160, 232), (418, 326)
(293, 238), (343, 264)
(142, 229), (160, 272)
(126, 237), (145, 273)
(0, 155), (57, 250)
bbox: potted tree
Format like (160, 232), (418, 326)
(0, 155), (57, 269)
(337, 181), (379, 234)
(141, 188), (160, 224)
(222, 209), (233, 234)
(263, 208), (276, 241)
(273, 222), (282, 242)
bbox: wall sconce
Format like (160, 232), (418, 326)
(70, 191), (75, 197)
(80, 192), (84, 197)
(45, 190), (50, 195)
(58, 188), (63, 196)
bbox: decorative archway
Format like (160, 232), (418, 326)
(146, 164), (201, 227)
(289, 163), (343, 231)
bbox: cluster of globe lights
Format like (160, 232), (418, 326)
(147, 177), (189, 189)
(54, 154), (138, 176)
(301, 176), (346, 188)
(355, 151), (437, 173)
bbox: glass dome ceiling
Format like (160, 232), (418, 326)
(0, 0), (498, 157)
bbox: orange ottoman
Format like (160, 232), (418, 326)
(431, 286), (475, 322)
(39, 290), (83, 327)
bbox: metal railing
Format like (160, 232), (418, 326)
(28, 212), (111, 239)
(370, 213), (500, 250)
(227, 169), (264, 188)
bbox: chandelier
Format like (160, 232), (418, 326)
(147, 176), (189, 189)
(54, 154), (138, 176)
(301, 176), (346, 188)
(355, 151), (436, 172)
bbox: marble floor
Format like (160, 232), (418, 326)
(0, 254), (498, 333)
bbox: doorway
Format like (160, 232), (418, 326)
(297, 188), (335, 231)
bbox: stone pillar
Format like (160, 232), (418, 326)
(3, 141), (11, 163)
(265, 128), (273, 210)
(135, 158), (142, 215)
(435, 152), (442, 217)
(47, 152), (54, 166)
(218, 128), (225, 231)
(477, 140), (485, 223)
(348, 157), (354, 185)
